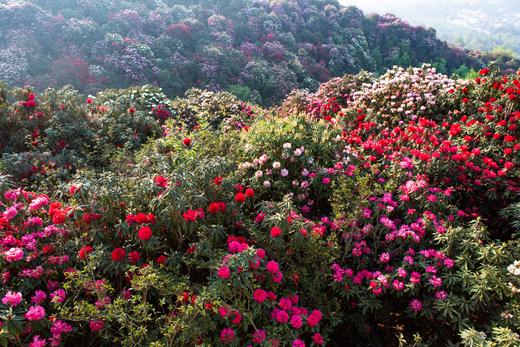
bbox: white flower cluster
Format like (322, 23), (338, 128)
(88, 64), (106, 78)
(507, 260), (520, 276)
(508, 260), (520, 295)
(239, 142), (314, 196)
(352, 65), (460, 121)
(0, 46), (28, 85)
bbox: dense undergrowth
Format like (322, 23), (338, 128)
(0, 65), (519, 346)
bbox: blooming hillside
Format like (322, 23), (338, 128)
(0, 0), (518, 105)
(0, 65), (519, 346)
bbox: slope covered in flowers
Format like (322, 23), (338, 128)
(1, 0), (519, 105)
(0, 66), (519, 346)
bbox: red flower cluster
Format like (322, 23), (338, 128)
(126, 212), (156, 225)
(137, 226), (152, 241)
(153, 175), (169, 188)
(20, 93), (37, 108)
(49, 202), (70, 225)
(214, 176), (223, 186)
(183, 208), (205, 222)
(208, 201), (227, 214)
(78, 245), (94, 259)
(234, 185), (254, 203)
(111, 247), (126, 261)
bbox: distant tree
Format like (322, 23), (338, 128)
(227, 84), (261, 104)
(432, 58), (448, 74)
(452, 64), (471, 78)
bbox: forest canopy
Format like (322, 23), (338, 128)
(1, 0), (517, 105)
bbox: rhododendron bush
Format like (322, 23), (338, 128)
(0, 66), (519, 346)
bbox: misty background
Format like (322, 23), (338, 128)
(341, 0), (520, 55)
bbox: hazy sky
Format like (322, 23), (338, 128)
(338, 0), (520, 54)
(339, 0), (520, 26)
(339, 0), (454, 26)
(338, 0), (453, 28)
(340, 0), (410, 13)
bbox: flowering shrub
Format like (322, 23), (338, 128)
(235, 115), (343, 215)
(0, 65), (519, 346)
(170, 88), (260, 131)
(0, 189), (76, 346)
(0, 86), (95, 185)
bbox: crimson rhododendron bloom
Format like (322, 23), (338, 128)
(266, 261), (279, 274)
(270, 226), (282, 238)
(183, 209), (203, 222)
(307, 310), (323, 327)
(83, 212), (101, 224)
(69, 184), (79, 195)
(217, 265), (231, 279)
(220, 328), (235, 344)
(78, 245), (94, 259)
(255, 213), (266, 223)
(208, 202), (219, 214)
(208, 201), (226, 214)
(156, 255), (168, 265)
(42, 244), (55, 254)
(25, 99), (37, 108)
(290, 315), (303, 329)
(111, 248), (126, 262)
(154, 175), (169, 188)
(183, 210), (196, 221)
(235, 192), (246, 203)
(89, 320), (105, 332)
(274, 309), (289, 323)
(51, 210), (67, 224)
(231, 310), (242, 324)
(22, 93), (37, 108)
(128, 251), (141, 264)
(135, 213), (149, 224)
(253, 289), (267, 303)
(253, 329), (267, 344)
(138, 226), (152, 241)
(312, 333), (325, 345)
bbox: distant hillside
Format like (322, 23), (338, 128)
(342, 0), (520, 56)
(0, 0), (516, 104)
